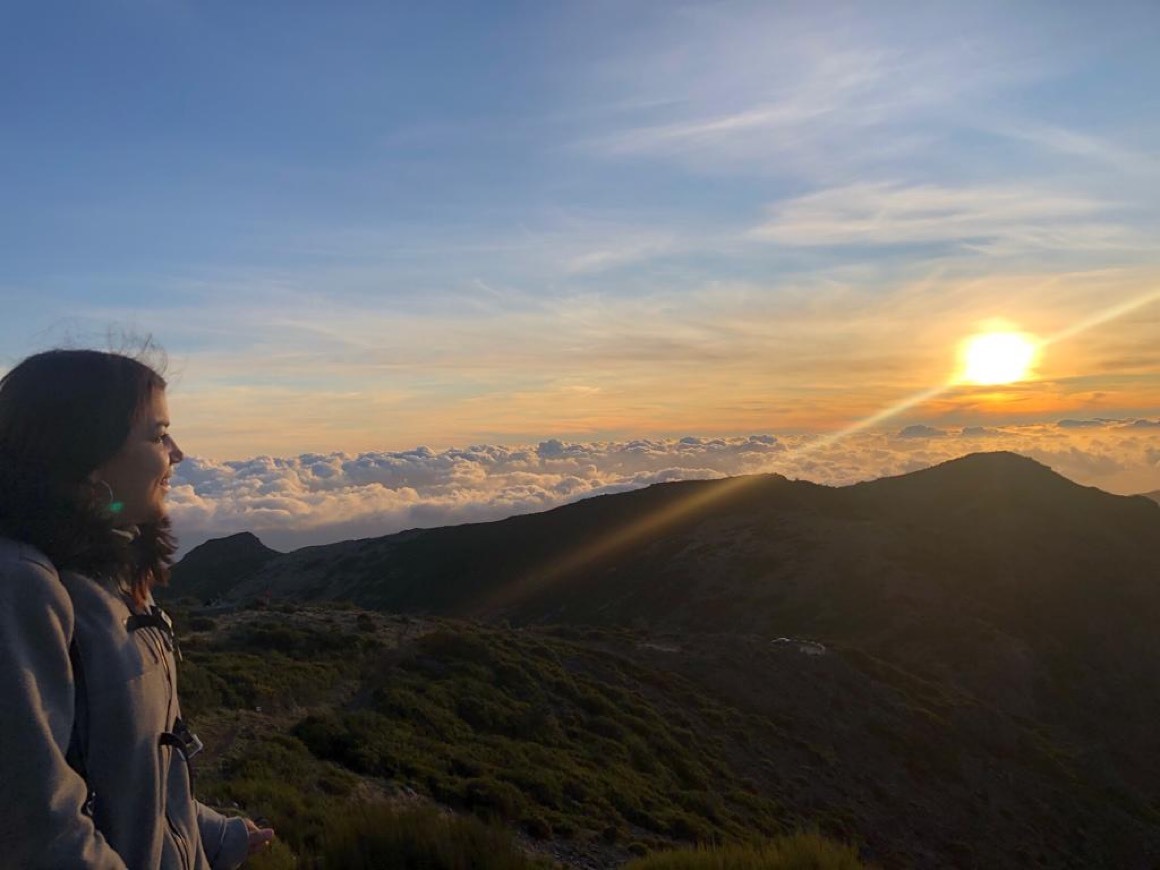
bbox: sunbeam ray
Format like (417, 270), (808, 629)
(479, 289), (1160, 613)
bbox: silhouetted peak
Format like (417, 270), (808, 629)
(167, 532), (281, 600)
(852, 451), (1089, 510)
(925, 450), (1052, 478)
(184, 531), (278, 561)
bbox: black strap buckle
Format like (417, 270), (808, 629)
(126, 605), (182, 661)
(160, 717), (204, 761)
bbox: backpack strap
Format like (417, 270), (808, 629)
(65, 638), (97, 818)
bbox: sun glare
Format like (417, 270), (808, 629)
(959, 331), (1039, 385)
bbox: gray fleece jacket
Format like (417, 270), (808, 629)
(0, 536), (250, 869)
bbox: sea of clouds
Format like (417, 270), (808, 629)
(167, 420), (1160, 554)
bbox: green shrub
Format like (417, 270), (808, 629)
(184, 650), (351, 712)
(179, 659), (236, 714)
(243, 839), (299, 870)
(192, 613), (788, 848)
(521, 815), (552, 840)
(547, 813), (577, 839)
(499, 766), (565, 809)
(292, 711), (410, 777)
(463, 776), (526, 821)
(623, 832), (866, 869)
(227, 621), (366, 656)
(319, 803), (551, 869)
(316, 765), (360, 797)
(666, 810), (713, 843)
(220, 734), (316, 783)
(187, 615), (217, 632)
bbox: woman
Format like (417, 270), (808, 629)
(0, 349), (274, 868)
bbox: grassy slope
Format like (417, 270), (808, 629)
(176, 602), (1160, 869)
(178, 604), (852, 867)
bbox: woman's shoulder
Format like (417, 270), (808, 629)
(0, 535), (59, 582)
(0, 537), (128, 628)
(0, 536), (74, 640)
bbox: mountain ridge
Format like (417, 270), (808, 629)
(169, 450), (1160, 757)
(168, 450), (1160, 866)
(170, 452), (1159, 626)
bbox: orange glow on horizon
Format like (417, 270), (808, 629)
(477, 289), (1160, 611)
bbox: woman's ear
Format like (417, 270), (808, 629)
(86, 476), (124, 516)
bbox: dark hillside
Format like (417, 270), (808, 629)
(170, 451), (1160, 865)
(170, 453), (1160, 741)
(173, 454), (1160, 640)
(179, 604), (1160, 869)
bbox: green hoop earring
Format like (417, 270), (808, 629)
(96, 480), (125, 516)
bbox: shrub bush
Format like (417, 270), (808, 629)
(319, 803), (551, 869)
(187, 615), (217, 632)
(463, 776), (526, 821)
(521, 815), (553, 840)
(188, 612), (787, 849)
(244, 838), (299, 870)
(623, 832), (866, 869)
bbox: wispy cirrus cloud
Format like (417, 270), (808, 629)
(982, 120), (1160, 178)
(575, 3), (1047, 179)
(748, 182), (1137, 252)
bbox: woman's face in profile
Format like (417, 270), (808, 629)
(91, 389), (184, 526)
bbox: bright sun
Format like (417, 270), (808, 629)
(959, 331), (1039, 385)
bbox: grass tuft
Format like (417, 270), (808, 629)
(623, 832), (867, 869)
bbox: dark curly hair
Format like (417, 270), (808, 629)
(0, 349), (177, 606)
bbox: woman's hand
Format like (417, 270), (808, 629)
(244, 817), (275, 855)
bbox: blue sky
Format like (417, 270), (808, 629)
(3, 0), (1159, 466)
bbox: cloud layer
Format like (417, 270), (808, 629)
(168, 421), (1160, 554)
